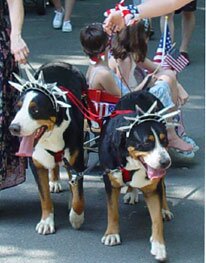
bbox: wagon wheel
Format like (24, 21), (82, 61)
(36, 0), (46, 15)
(83, 122), (100, 169)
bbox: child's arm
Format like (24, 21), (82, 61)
(133, 73), (157, 91)
(139, 57), (160, 73)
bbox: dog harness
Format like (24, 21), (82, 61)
(120, 167), (136, 183)
(46, 149), (65, 163)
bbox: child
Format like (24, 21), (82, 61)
(80, 22), (129, 97)
(109, 21), (198, 156)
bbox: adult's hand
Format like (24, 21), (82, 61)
(103, 11), (125, 35)
(10, 33), (29, 64)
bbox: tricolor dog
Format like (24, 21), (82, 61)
(99, 91), (178, 261)
(9, 62), (87, 235)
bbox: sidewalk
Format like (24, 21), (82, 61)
(0, 0), (205, 262)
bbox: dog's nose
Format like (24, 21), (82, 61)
(160, 158), (171, 169)
(9, 123), (21, 136)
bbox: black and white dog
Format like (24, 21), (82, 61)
(9, 61), (87, 234)
(99, 91), (177, 261)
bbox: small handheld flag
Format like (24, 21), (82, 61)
(164, 47), (189, 73)
(153, 23), (172, 69)
(153, 17), (189, 72)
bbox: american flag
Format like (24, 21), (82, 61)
(153, 24), (189, 72)
(92, 101), (116, 118)
(164, 48), (189, 73)
(153, 24), (172, 69)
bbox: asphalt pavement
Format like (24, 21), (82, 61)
(0, 0), (205, 262)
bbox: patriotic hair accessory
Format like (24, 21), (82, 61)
(116, 101), (180, 138)
(104, 0), (140, 26)
(89, 52), (105, 65)
(9, 69), (71, 112)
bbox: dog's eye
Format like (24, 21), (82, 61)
(161, 137), (168, 147)
(159, 133), (168, 146)
(143, 140), (153, 146)
(30, 105), (39, 114)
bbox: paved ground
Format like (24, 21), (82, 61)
(0, 0), (205, 262)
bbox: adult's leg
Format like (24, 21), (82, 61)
(180, 11), (195, 53)
(64, 0), (76, 21)
(160, 13), (175, 42)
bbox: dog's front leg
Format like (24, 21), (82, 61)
(69, 177), (85, 229)
(144, 191), (166, 261)
(49, 165), (62, 193)
(160, 180), (174, 221)
(30, 158), (55, 235)
(101, 173), (121, 246)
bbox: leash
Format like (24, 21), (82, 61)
(26, 61), (36, 73)
(63, 158), (84, 185)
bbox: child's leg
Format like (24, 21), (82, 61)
(149, 78), (193, 152)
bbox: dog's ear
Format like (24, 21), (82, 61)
(99, 116), (129, 168)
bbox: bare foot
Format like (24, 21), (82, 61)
(168, 136), (193, 151)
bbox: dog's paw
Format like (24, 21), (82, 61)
(49, 180), (62, 193)
(162, 209), (174, 221)
(69, 208), (84, 229)
(101, 234), (121, 246)
(35, 213), (55, 235)
(150, 238), (167, 261)
(123, 189), (139, 205)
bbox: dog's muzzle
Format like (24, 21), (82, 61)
(159, 154), (171, 169)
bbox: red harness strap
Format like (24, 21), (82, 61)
(60, 86), (103, 125)
(46, 149), (64, 163)
(120, 167), (133, 183)
(59, 86), (134, 126)
(54, 150), (65, 163)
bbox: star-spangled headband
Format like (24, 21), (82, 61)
(116, 101), (180, 138)
(9, 68), (71, 112)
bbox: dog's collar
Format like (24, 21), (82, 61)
(46, 149), (65, 163)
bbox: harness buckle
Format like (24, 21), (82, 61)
(69, 172), (84, 186)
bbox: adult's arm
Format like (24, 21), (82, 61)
(138, 0), (192, 18)
(104, 0), (192, 34)
(7, 0), (29, 64)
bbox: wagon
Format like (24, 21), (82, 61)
(65, 88), (120, 173)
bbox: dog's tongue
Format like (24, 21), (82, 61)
(147, 166), (166, 180)
(15, 134), (35, 157)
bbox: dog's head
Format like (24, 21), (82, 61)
(126, 119), (171, 180)
(116, 101), (180, 180)
(10, 89), (58, 137)
(9, 70), (71, 142)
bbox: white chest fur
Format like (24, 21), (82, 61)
(33, 119), (70, 169)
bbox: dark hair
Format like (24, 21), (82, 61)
(111, 20), (150, 62)
(80, 23), (109, 59)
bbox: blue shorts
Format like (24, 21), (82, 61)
(149, 80), (174, 108)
